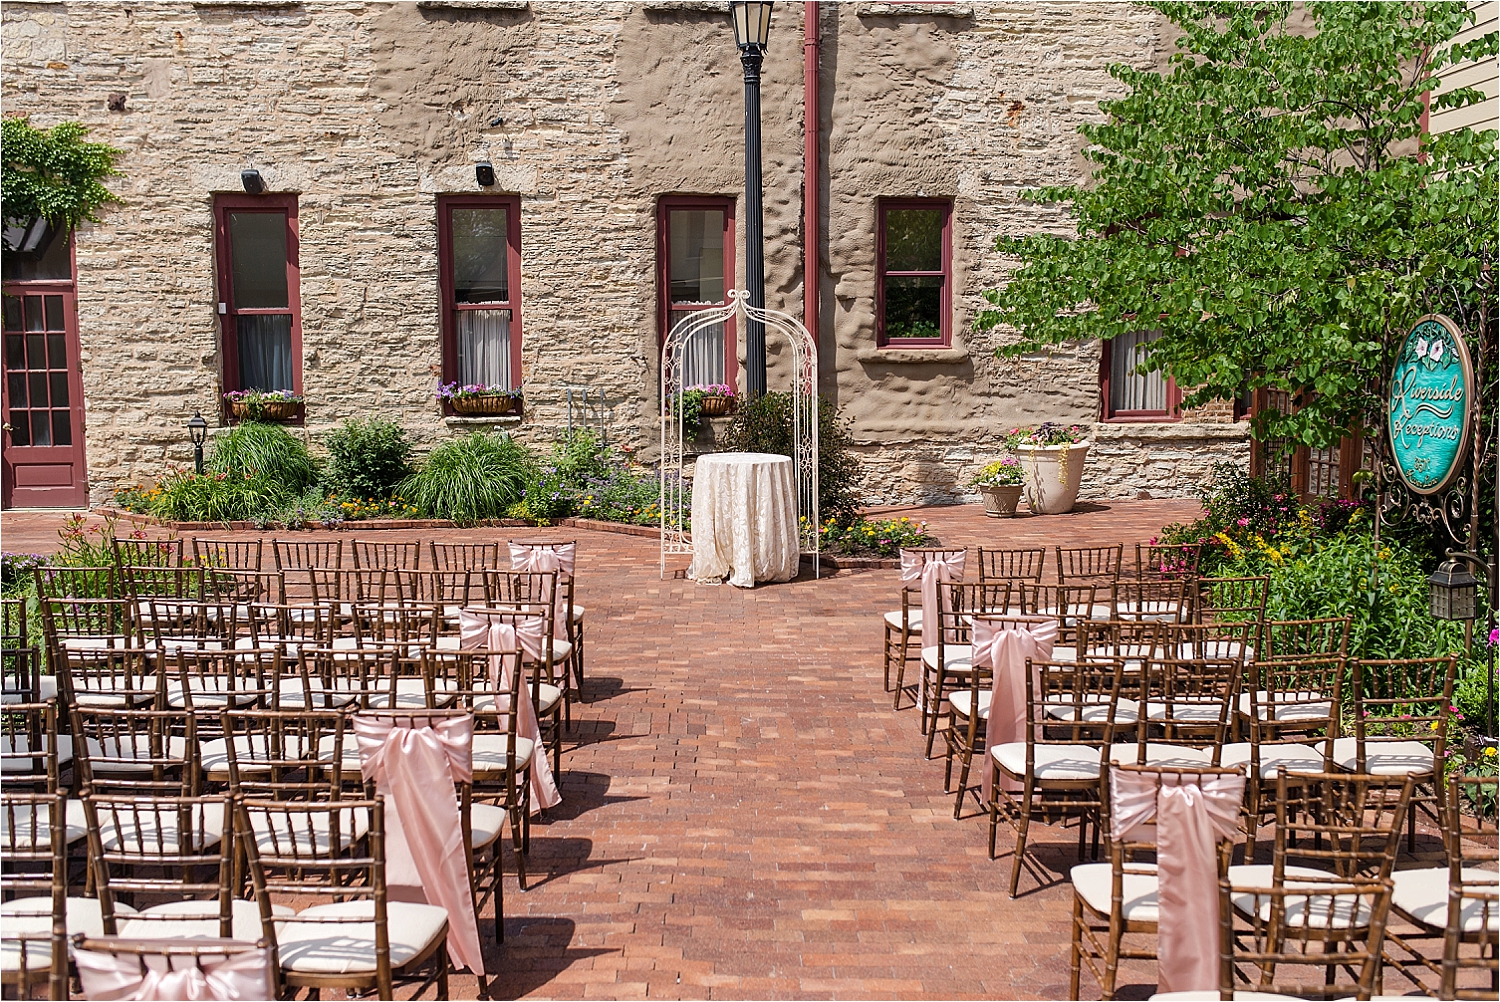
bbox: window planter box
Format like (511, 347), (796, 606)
(699, 395), (735, 417)
(450, 395), (522, 417)
(228, 399), (301, 422)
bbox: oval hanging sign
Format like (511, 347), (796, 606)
(1387, 314), (1474, 495)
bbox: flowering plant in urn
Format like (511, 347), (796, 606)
(1002, 423), (1091, 514)
(972, 456), (1026, 517)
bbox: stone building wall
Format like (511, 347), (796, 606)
(0, 1), (1248, 508)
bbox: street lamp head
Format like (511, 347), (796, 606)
(187, 411), (208, 447)
(730, 1), (773, 53)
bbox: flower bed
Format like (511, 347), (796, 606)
(816, 515), (936, 558)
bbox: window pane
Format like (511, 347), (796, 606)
(43, 295), (63, 332)
(455, 309), (512, 387)
(237, 314), (295, 391)
(883, 275), (943, 339)
(450, 208), (509, 304)
(1110, 330), (1167, 412)
(670, 310), (726, 387)
(23, 296), (43, 332)
(29, 409), (51, 447)
(46, 333), (65, 369)
(9, 409), (29, 445)
(26, 334), (44, 368)
(51, 410), (71, 446)
(1, 227), (72, 283)
(3, 296), (21, 331)
(884, 208), (944, 272)
(669, 211), (725, 305)
(29, 372), (48, 407)
(8, 371), (27, 407)
(5, 333), (22, 368)
(49, 372), (69, 407)
(228, 212), (290, 309)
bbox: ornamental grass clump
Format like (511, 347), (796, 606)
(398, 432), (532, 525)
(206, 421), (318, 493)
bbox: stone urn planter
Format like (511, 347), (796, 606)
(1016, 441), (1091, 514)
(978, 483), (1025, 517)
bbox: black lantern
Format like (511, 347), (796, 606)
(188, 411), (208, 475)
(730, 1), (773, 398)
(1427, 558), (1478, 621)
(730, 1), (773, 50)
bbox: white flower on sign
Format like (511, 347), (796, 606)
(1415, 337), (1429, 359)
(1430, 340), (1445, 362)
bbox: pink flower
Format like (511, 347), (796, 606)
(1236, 517), (1250, 527)
(1490, 627), (1498, 647)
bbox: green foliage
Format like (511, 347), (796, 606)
(975, 2), (1498, 456)
(669, 388), (708, 440)
(1452, 661), (1498, 740)
(147, 469), (294, 523)
(1, 118), (124, 236)
(719, 393), (865, 521)
(321, 418), (413, 501)
(510, 431), (665, 526)
(206, 422), (318, 493)
(817, 515), (936, 558)
(398, 432), (531, 525)
(972, 457), (1025, 487)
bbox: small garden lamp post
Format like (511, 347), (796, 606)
(731, 0), (773, 398)
(187, 412), (208, 475)
(1428, 556), (1479, 624)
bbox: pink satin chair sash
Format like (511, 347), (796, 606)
(975, 616), (1058, 803)
(1109, 768), (1245, 994)
(509, 543), (575, 640)
(74, 946), (273, 1001)
(899, 549), (965, 649)
(458, 610), (563, 815)
(354, 714), (484, 976)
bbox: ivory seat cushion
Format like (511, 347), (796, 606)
(991, 742), (1102, 781)
(201, 734), (313, 778)
(118, 898), (289, 941)
(475, 683), (562, 716)
(469, 804), (507, 848)
(1071, 861), (1160, 923)
(1109, 743), (1214, 768)
(90, 800), (230, 852)
(165, 676), (262, 709)
(1, 675), (59, 704)
(1038, 604), (1116, 624)
(1150, 993), (1311, 1001)
(471, 733), (536, 774)
(1391, 866), (1500, 932)
(247, 806), (371, 855)
(0, 897), (136, 972)
(1332, 737), (1435, 776)
(948, 689), (990, 720)
(570, 604), (585, 624)
(81, 734), (191, 774)
(1, 733), (73, 771)
(1228, 864), (1374, 929)
(1220, 741), (1328, 778)
(0, 797), (88, 848)
(1237, 690), (1331, 721)
(274, 900), (449, 975)
(922, 645), (976, 674)
(882, 609), (922, 632)
(1115, 600), (1184, 623)
(1046, 697), (1140, 724)
(1145, 700), (1230, 723)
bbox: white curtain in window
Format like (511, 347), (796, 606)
(1110, 329), (1166, 412)
(672, 313), (725, 389)
(457, 309), (511, 387)
(237, 314), (295, 391)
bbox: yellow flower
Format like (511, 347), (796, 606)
(1486, 747), (1498, 758)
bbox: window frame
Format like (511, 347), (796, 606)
(1099, 332), (1182, 422)
(214, 194), (303, 417)
(876, 197), (953, 348)
(656, 195), (737, 388)
(437, 194), (524, 401)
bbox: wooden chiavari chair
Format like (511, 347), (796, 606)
(72, 705), (199, 800)
(238, 797), (451, 999)
(161, 647), (270, 713)
(482, 568), (569, 751)
(1132, 541), (1201, 581)
(1019, 582), (1103, 658)
(58, 646), (161, 711)
(191, 536), (264, 572)
(1, 785), (70, 1000)
(1262, 615), (1351, 660)
(430, 541), (501, 572)
(272, 539), (342, 605)
(1129, 652), (1241, 768)
(2, 596), (45, 704)
(2, 699), (67, 790)
(1194, 574), (1269, 641)
(1113, 576), (1189, 625)
(1055, 545), (1122, 585)
(111, 536), (183, 570)
(883, 546), (967, 698)
(215, 707), (348, 799)
(351, 539), (422, 571)
(977, 546), (1047, 584)
(511, 539), (586, 695)
(918, 580), (1015, 754)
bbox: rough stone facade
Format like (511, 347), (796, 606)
(0, 0), (1248, 508)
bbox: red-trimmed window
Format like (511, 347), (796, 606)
(438, 195), (523, 394)
(214, 195), (301, 400)
(658, 196), (735, 388)
(1101, 330), (1181, 421)
(877, 198), (951, 347)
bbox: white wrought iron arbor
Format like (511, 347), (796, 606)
(660, 289), (819, 578)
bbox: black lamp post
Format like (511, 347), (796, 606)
(188, 412), (208, 475)
(731, 1), (773, 398)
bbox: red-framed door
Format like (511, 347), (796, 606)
(2, 283), (89, 507)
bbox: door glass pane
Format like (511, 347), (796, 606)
(1110, 330), (1167, 412)
(8, 410), (28, 446)
(455, 309), (512, 387)
(8, 372), (27, 407)
(29, 409), (51, 447)
(450, 208), (509, 304)
(46, 333), (65, 368)
(883, 275), (943, 339)
(669, 211), (725, 305)
(51, 410), (71, 446)
(26, 334), (44, 367)
(228, 212), (289, 309)
(237, 314), (294, 391)
(5, 334), (22, 368)
(28, 372), (48, 407)
(23, 296), (43, 332)
(49, 372), (69, 407)
(884, 209), (944, 272)
(3, 296), (21, 331)
(43, 295), (63, 331)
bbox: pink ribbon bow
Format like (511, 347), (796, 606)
(73, 947), (272, 1000)
(1109, 768), (1246, 994)
(457, 610), (563, 815)
(899, 549), (966, 650)
(354, 713), (484, 976)
(974, 616), (1058, 803)
(508, 543), (575, 640)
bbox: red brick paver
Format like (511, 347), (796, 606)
(5, 502), (1210, 999)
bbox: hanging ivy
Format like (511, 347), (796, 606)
(2, 116), (123, 242)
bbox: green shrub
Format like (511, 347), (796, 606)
(322, 418), (413, 501)
(719, 392), (864, 522)
(207, 421), (317, 493)
(148, 469), (293, 523)
(398, 432), (533, 525)
(1453, 660), (1497, 738)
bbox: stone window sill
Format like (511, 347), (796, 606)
(444, 415), (523, 428)
(856, 346), (969, 364)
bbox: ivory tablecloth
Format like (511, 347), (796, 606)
(688, 452), (799, 588)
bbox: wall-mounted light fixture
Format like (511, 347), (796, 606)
(240, 170), (265, 194)
(475, 162), (496, 187)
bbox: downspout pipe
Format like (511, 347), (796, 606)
(803, 2), (820, 349)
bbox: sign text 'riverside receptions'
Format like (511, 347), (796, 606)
(1387, 314), (1474, 496)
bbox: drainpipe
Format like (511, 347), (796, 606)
(803, 1), (820, 348)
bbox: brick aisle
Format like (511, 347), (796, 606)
(4, 501), (1203, 999)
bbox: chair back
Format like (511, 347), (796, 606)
(1027, 656), (1126, 750)
(1019, 582), (1101, 651)
(1134, 541), (1201, 581)
(204, 567), (283, 606)
(1272, 770), (1414, 881)
(897, 547), (968, 597)
(1442, 774), (1499, 999)
(272, 539), (342, 572)
(73, 936), (274, 1002)
(0, 787), (67, 998)
(59, 647), (161, 710)
(976, 546), (1046, 583)
(162, 647), (274, 715)
(143, 595), (248, 650)
(1162, 620), (1258, 663)
(351, 539), (422, 571)
(1136, 653), (1241, 762)
(1348, 656), (1458, 777)
(1262, 616), (1351, 660)
(350, 602), (441, 648)
(112, 536), (183, 570)
(119, 565), (204, 604)
(431, 541), (502, 571)
(1, 700), (58, 791)
(192, 536), (264, 572)
(1076, 619), (1162, 664)
(220, 709), (348, 800)
(1114, 577), (1189, 624)
(482, 569), (562, 655)
(2, 597), (41, 706)
(37, 591), (140, 678)
(73, 706), (199, 797)
(34, 564), (116, 599)
(295, 645), (413, 713)
(1247, 656), (1344, 751)
(1054, 544), (1122, 584)
(1195, 575), (1269, 630)
(249, 602), (334, 653)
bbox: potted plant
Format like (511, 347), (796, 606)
(971, 456), (1026, 517)
(667, 384), (735, 439)
(1003, 423), (1091, 514)
(695, 383), (737, 417)
(224, 389), (302, 422)
(438, 382), (523, 417)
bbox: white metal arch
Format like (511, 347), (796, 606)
(661, 289), (819, 578)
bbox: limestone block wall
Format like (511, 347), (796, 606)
(0, 1), (1249, 508)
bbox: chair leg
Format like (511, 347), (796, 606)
(953, 721), (978, 820)
(437, 943), (450, 999)
(1069, 894), (1084, 1001)
(893, 626), (913, 710)
(1009, 790), (1033, 898)
(883, 624), (895, 693)
(988, 764), (1003, 859)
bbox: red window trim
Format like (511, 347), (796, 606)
(213, 194), (303, 421)
(437, 194), (524, 402)
(876, 197), (952, 348)
(657, 195), (737, 388)
(1099, 334), (1182, 422)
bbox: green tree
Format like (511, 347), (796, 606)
(2, 117), (123, 240)
(975, 2), (1496, 457)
